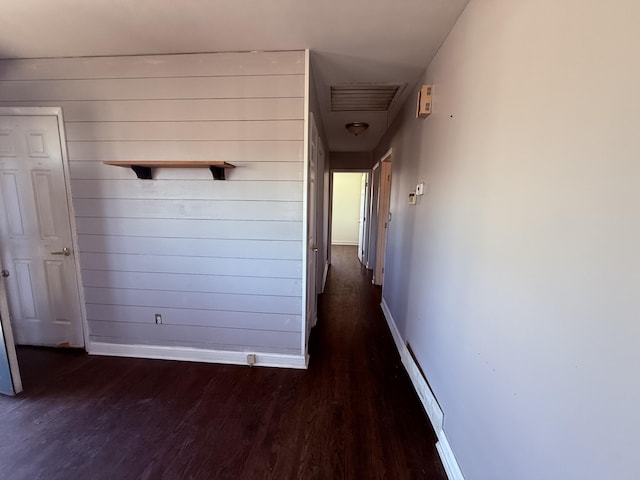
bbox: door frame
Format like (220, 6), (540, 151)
(327, 168), (373, 267)
(0, 269), (22, 394)
(328, 170), (371, 263)
(357, 171), (370, 266)
(373, 148), (393, 286)
(0, 107), (89, 349)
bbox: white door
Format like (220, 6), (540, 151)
(0, 115), (84, 347)
(357, 173), (369, 265)
(305, 114), (319, 343)
(0, 263), (22, 395)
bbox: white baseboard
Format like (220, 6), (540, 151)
(331, 241), (358, 246)
(436, 432), (466, 480)
(89, 342), (309, 369)
(380, 298), (464, 480)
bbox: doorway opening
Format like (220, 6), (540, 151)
(327, 150), (392, 288)
(330, 171), (370, 267)
(0, 107), (87, 396)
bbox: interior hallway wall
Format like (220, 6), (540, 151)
(373, 0), (640, 478)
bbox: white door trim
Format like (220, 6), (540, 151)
(301, 49), (311, 356)
(0, 107), (89, 350)
(374, 151), (393, 286)
(380, 147), (393, 163)
(0, 272), (22, 394)
(328, 168), (373, 263)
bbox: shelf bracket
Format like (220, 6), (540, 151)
(130, 165), (153, 180)
(209, 165), (226, 180)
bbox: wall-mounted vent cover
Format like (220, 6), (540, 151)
(331, 84), (401, 112)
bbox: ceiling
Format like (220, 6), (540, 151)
(0, 0), (469, 152)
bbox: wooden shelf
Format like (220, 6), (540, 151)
(103, 161), (235, 180)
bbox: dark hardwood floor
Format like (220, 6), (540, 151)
(0, 245), (446, 480)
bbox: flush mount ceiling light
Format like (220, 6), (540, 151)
(345, 122), (369, 136)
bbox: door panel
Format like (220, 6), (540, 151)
(0, 115), (84, 347)
(1, 172), (25, 236)
(32, 171), (59, 238)
(14, 260), (38, 319)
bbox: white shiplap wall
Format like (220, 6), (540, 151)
(0, 51), (305, 356)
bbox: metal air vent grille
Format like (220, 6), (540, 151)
(330, 84), (401, 112)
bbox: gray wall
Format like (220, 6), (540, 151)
(374, 0), (640, 478)
(0, 51), (305, 355)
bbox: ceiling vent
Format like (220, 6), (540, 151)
(330, 84), (401, 112)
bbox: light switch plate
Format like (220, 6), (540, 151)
(416, 182), (425, 196)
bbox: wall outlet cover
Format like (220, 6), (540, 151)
(408, 192), (417, 205)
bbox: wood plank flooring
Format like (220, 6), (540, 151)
(0, 245), (446, 480)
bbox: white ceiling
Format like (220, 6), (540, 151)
(0, 0), (469, 152)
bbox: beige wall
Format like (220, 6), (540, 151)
(374, 0), (640, 478)
(331, 173), (363, 245)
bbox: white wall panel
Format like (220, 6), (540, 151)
(0, 98), (304, 122)
(70, 179), (302, 202)
(77, 235), (301, 260)
(78, 253), (302, 279)
(0, 51), (304, 80)
(84, 287), (300, 315)
(88, 321), (301, 352)
(64, 121), (303, 142)
(66, 140), (303, 162)
(85, 304), (300, 332)
(0, 51), (305, 356)
(0, 76), (304, 101)
(73, 198), (302, 221)
(81, 270), (302, 297)
(75, 217), (302, 241)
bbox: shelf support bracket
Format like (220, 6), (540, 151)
(209, 165), (226, 180)
(130, 165), (153, 180)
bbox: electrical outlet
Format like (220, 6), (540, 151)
(416, 182), (425, 196)
(155, 314), (162, 324)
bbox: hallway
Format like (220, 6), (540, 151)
(0, 246), (446, 479)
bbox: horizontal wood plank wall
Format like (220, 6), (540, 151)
(0, 51), (305, 355)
